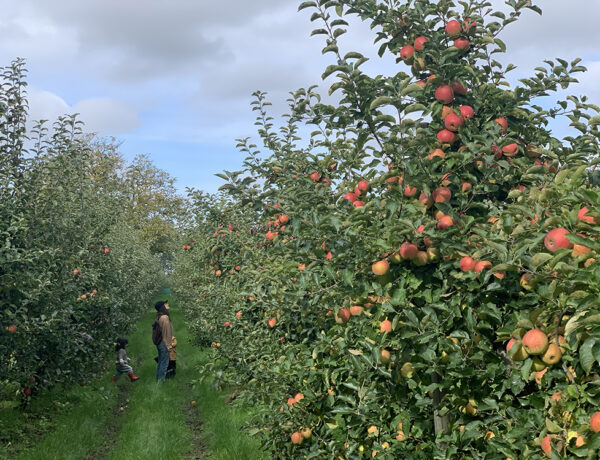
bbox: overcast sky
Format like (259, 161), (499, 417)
(1, 0), (598, 194)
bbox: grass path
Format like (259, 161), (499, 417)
(4, 292), (266, 460)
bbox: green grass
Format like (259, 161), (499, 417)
(2, 292), (268, 460)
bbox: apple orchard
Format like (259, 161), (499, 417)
(170, 0), (600, 458)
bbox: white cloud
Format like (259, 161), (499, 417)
(27, 89), (140, 135)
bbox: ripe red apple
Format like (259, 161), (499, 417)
(23, 387), (32, 396)
(357, 180), (369, 192)
(494, 117), (508, 133)
(445, 19), (462, 36)
(372, 260), (390, 276)
(400, 242), (418, 259)
(590, 412), (600, 432)
(522, 329), (549, 355)
(336, 308), (351, 324)
(414, 36), (428, 51)
(437, 215), (455, 230)
(544, 228), (573, 252)
(432, 187), (451, 203)
(435, 85), (454, 104)
(541, 435), (552, 457)
(267, 317), (277, 328)
(572, 243), (591, 258)
(310, 172), (319, 181)
(427, 149), (445, 160)
(452, 82), (468, 95)
(453, 38), (470, 50)
(236, 311), (242, 318)
(291, 432), (304, 444)
(501, 143), (519, 157)
(380, 320), (392, 333)
(461, 181), (472, 192)
(7, 324), (17, 333)
(403, 185), (417, 197)
(444, 113), (464, 131)
(459, 256), (477, 272)
(474, 260), (491, 274)
(418, 193), (433, 208)
(353, 201), (364, 208)
(349, 305), (363, 316)
(459, 105), (474, 119)
(400, 45), (415, 61)
(577, 206), (599, 224)
(437, 129), (456, 144)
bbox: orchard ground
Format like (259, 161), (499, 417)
(0, 293), (267, 460)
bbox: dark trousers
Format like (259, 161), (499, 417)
(166, 360), (176, 379)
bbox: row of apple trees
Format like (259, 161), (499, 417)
(0, 59), (177, 410)
(171, 0), (600, 458)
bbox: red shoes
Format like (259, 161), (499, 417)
(111, 377), (118, 382)
(128, 372), (140, 382)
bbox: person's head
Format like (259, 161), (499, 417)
(115, 337), (128, 351)
(155, 300), (170, 317)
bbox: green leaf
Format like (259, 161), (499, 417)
(298, 1), (317, 11)
(369, 96), (395, 110)
(530, 253), (552, 269)
(404, 103), (427, 114)
(400, 83), (424, 96)
(580, 337), (596, 374)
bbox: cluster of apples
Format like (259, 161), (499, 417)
(76, 288), (97, 302)
(389, 241), (439, 266)
(506, 328), (565, 371)
(540, 412), (600, 456)
(459, 256), (492, 275)
(343, 179), (369, 208)
(265, 213), (290, 240)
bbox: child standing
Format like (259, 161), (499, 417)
(166, 336), (177, 379)
(112, 338), (140, 382)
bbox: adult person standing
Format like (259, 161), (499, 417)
(154, 300), (173, 382)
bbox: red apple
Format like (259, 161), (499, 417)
(7, 324), (17, 333)
(23, 387), (32, 396)
(400, 45), (415, 61)
(501, 143), (519, 157)
(459, 105), (474, 119)
(459, 256), (477, 272)
(357, 180), (369, 192)
(591, 412), (600, 432)
(310, 172), (319, 181)
(544, 228), (573, 252)
(435, 85), (454, 104)
(437, 129), (456, 143)
(445, 19), (462, 36)
(372, 260), (390, 276)
(541, 435), (552, 457)
(437, 215), (455, 230)
(380, 320), (392, 333)
(432, 187), (452, 203)
(577, 206), (599, 224)
(461, 181), (472, 192)
(452, 82), (468, 95)
(335, 308), (351, 324)
(344, 192), (357, 202)
(414, 36), (429, 51)
(494, 117), (508, 133)
(403, 185), (417, 197)
(522, 329), (549, 355)
(400, 242), (418, 259)
(353, 201), (364, 208)
(474, 260), (491, 274)
(444, 113), (464, 131)
(453, 38), (470, 50)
